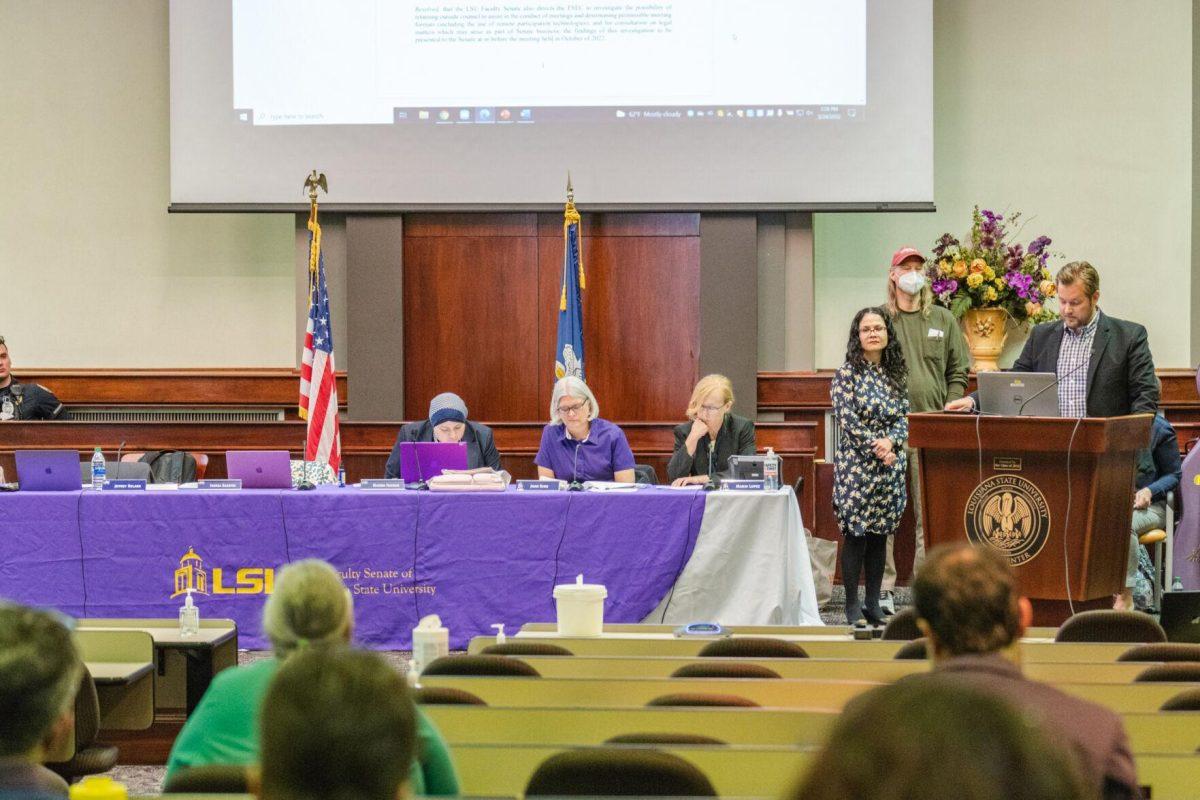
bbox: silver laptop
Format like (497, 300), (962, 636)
(978, 371), (1060, 417)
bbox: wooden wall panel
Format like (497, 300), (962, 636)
(537, 230), (700, 421)
(402, 236), (541, 421)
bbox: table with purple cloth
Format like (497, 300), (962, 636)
(0, 485), (817, 649)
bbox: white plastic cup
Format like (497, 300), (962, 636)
(553, 576), (608, 637)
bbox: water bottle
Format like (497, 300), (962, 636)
(179, 588), (200, 636)
(763, 447), (780, 490)
(90, 448), (106, 490)
(1172, 576), (1184, 592)
(338, 464), (346, 488)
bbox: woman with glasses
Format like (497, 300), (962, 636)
(535, 376), (636, 484)
(667, 374), (756, 487)
(832, 307), (909, 626)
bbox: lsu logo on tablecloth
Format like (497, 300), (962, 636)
(963, 475), (1051, 566)
(171, 547), (275, 598)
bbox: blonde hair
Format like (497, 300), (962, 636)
(1056, 261), (1100, 296)
(686, 374), (734, 420)
(549, 376), (599, 424)
(262, 559), (353, 658)
(886, 263), (934, 318)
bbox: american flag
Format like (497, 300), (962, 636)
(299, 208), (341, 471)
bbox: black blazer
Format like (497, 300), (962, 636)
(972, 310), (1157, 417)
(667, 413), (757, 482)
(384, 420), (502, 478)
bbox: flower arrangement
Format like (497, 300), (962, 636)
(928, 207), (1060, 325)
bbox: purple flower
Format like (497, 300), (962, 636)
(1028, 235), (1051, 256)
(932, 233), (959, 259)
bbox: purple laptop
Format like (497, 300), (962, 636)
(225, 450), (293, 489)
(15, 450), (85, 491)
(398, 442), (469, 485)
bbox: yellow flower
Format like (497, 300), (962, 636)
(1026, 301), (1042, 316)
(983, 266), (996, 281)
(993, 277), (1005, 289)
(952, 259), (968, 278)
(1039, 279), (1056, 296)
(966, 273), (984, 289)
(1041, 268), (1052, 279)
(983, 286), (998, 302)
(938, 259), (952, 276)
(969, 258), (988, 274)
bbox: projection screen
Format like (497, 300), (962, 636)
(169, 0), (932, 210)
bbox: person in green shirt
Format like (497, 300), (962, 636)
(880, 247), (971, 615)
(164, 559), (459, 795)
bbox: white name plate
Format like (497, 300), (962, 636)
(198, 479), (242, 490)
(360, 479), (406, 490)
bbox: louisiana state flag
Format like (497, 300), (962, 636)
(554, 195), (585, 380)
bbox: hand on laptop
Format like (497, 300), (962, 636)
(944, 397), (975, 412)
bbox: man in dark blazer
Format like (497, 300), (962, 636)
(946, 261), (1157, 417)
(384, 392), (501, 478)
(908, 544), (1140, 800)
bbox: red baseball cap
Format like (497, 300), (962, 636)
(890, 246), (926, 267)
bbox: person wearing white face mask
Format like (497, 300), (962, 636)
(878, 247), (970, 615)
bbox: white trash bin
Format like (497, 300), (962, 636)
(553, 575), (608, 637)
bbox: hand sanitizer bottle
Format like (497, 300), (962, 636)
(179, 588), (200, 636)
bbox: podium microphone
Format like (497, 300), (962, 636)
(1016, 359), (1088, 417)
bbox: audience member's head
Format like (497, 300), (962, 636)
(258, 646), (417, 800)
(0, 603), (82, 762)
(913, 543), (1033, 661)
(788, 680), (1094, 800)
(261, 559), (354, 659)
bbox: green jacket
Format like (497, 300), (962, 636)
(890, 304), (970, 413)
(164, 659), (459, 795)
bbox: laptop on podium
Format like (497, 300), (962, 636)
(978, 371), (1061, 417)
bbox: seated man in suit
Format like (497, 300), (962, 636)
(0, 335), (69, 420)
(945, 261), (1157, 417)
(1120, 408), (1181, 611)
(0, 603), (83, 799)
(909, 544), (1139, 800)
(385, 392), (501, 478)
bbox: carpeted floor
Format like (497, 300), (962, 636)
(109, 587), (911, 795)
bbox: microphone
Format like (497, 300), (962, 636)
(113, 440), (126, 480)
(413, 444), (429, 491)
(1016, 359), (1088, 417)
(568, 441), (584, 491)
(296, 433), (315, 490)
(703, 436), (717, 491)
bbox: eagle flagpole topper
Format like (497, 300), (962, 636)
(554, 172), (586, 380)
(298, 170), (342, 472)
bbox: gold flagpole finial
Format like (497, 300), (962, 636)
(304, 170), (328, 205)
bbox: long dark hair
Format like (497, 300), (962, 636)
(845, 307), (907, 391)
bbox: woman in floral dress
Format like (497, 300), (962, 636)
(832, 307), (909, 625)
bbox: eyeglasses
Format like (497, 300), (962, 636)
(698, 403), (727, 414)
(557, 401), (587, 417)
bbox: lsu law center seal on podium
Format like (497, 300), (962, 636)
(963, 475), (1052, 565)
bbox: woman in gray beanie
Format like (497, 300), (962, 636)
(384, 391), (501, 477)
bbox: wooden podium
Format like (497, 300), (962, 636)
(908, 413), (1153, 624)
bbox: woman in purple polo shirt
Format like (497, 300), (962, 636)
(535, 376), (636, 484)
